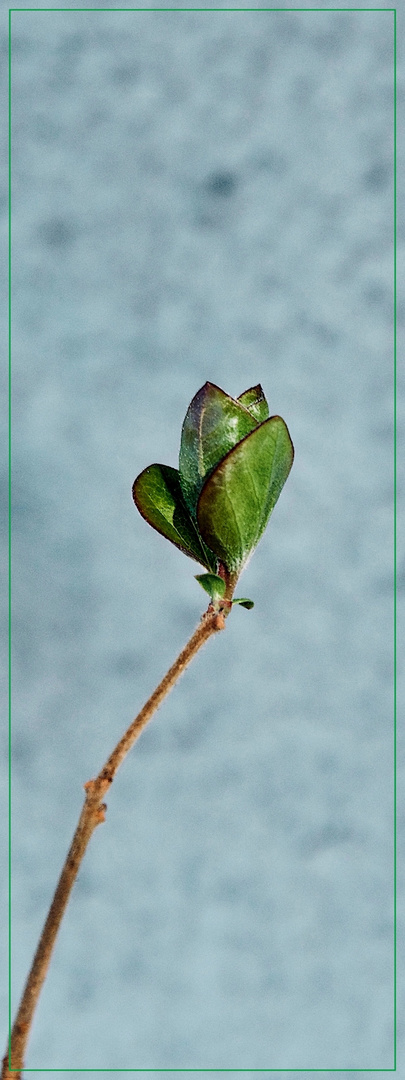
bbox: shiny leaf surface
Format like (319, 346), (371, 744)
(133, 464), (216, 569)
(237, 385), (269, 424)
(179, 382), (257, 514)
(197, 416), (294, 573)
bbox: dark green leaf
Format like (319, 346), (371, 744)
(133, 463), (216, 569)
(237, 385), (269, 424)
(232, 598), (254, 609)
(197, 416), (294, 573)
(179, 382), (257, 515)
(195, 573), (226, 600)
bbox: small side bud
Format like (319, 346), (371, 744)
(195, 573), (226, 603)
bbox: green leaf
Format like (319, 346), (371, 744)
(133, 463), (217, 570)
(232, 597), (254, 609)
(195, 573), (226, 601)
(237, 385), (269, 424)
(196, 416), (294, 573)
(178, 382), (257, 515)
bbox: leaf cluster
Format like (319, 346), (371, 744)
(133, 382), (294, 606)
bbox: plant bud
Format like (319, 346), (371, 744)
(133, 382), (294, 605)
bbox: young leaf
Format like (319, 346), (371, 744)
(179, 382), (257, 515)
(195, 573), (226, 601)
(196, 416), (294, 573)
(133, 464), (216, 570)
(237, 385), (269, 424)
(232, 598), (254, 609)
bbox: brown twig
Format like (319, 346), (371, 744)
(3, 605), (228, 1079)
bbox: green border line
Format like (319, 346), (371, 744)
(8, 4), (12, 1069)
(7, 4), (397, 1075)
(8, 7), (398, 12)
(393, 6), (397, 1074)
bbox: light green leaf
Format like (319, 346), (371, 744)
(237, 385), (269, 424)
(195, 573), (226, 600)
(179, 382), (257, 515)
(196, 416), (294, 573)
(132, 464), (217, 570)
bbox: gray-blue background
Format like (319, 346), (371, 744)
(4, 3), (396, 1074)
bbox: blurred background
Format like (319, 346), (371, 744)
(3, 3), (396, 1072)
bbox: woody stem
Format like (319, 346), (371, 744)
(2, 607), (225, 1080)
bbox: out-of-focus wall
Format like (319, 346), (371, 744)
(4, 6), (395, 1071)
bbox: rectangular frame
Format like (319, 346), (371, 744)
(7, 6), (399, 1071)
